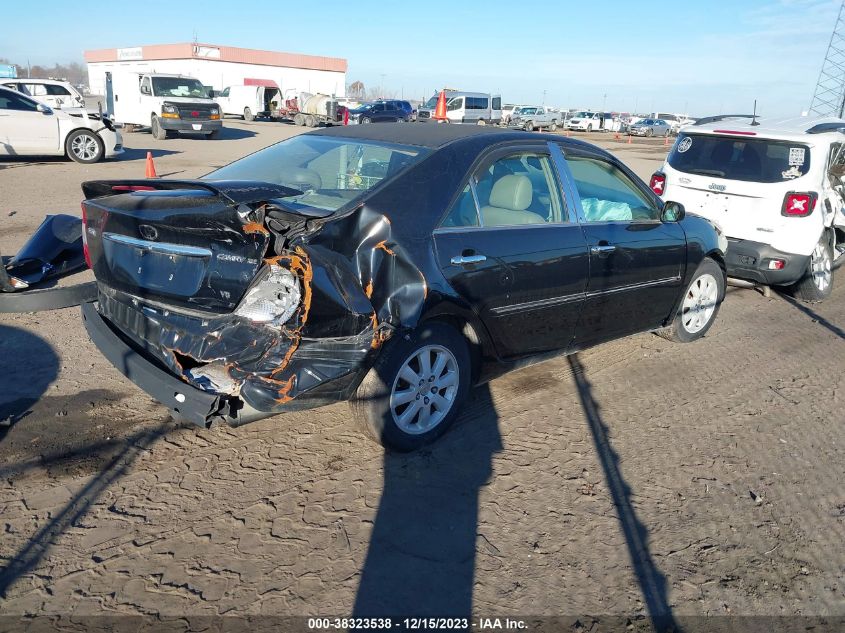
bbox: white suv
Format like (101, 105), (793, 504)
(650, 115), (844, 302)
(1, 78), (86, 110)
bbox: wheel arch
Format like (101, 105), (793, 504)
(418, 303), (496, 383)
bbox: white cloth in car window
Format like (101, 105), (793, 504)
(581, 197), (632, 222)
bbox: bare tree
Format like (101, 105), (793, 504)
(347, 81), (365, 100)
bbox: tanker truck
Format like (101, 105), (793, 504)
(290, 93), (344, 127)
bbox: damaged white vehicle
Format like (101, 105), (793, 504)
(651, 115), (845, 302)
(0, 86), (123, 164)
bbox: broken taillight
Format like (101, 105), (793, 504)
(781, 192), (817, 217)
(649, 172), (666, 196)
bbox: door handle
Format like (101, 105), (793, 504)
(451, 254), (487, 265)
(590, 244), (616, 254)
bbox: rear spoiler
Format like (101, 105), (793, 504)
(81, 179), (304, 206)
(806, 122), (845, 135)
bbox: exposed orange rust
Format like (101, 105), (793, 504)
(365, 279), (374, 299)
(268, 246), (313, 381)
(374, 240), (395, 256)
(242, 221), (270, 236)
(272, 375), (296, 404)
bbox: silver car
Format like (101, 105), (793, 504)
(628, 118), (671, 137)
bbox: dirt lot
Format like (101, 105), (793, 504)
(1, 121), (844, 629)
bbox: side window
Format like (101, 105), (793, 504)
(220, 87), (229, 97)
(45, 84), (71, 96)
(566, 155), (659, 222)
(441, 185), (479, 228)
(0, 91), (39, 111)
(492, 97), (501, 110)
(447, 97), (463, 112)
(372, 103), (385, 112)
(140, 77), (151, 94)
(26, 83), (47, 96)
(476, 153), (565, 226)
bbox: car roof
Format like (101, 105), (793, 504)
(686, 115), (845, 141)
(3, 78), (69, 85)
(310, 122), (599, 151)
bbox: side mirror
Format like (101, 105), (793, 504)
(140, 85), (151, 95)
(661, 201), (685, 223)
(36, 103), (53, 115)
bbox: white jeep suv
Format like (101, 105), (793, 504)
(650, 115), (844, 302)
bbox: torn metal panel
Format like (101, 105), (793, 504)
(3, 214), (86, 289)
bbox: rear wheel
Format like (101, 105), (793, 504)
(659, 257), (725, 343)
(65, 129), (104, 163)
(305, 114), (316, 128)
(293, 113), (305, 126)
(477, 118), (486, 126)
(524, 121), (534, 131)
(243, 107), (254, 122)
(550, 122), (558, 132)
(151, 115), (167, 140)
(792, 234), (834, 302)
(351, 322), (471, 451)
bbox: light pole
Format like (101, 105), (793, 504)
(542, 90), (547, 106)
(380, 74), (386, 98)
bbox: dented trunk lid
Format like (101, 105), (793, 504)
(81, 179), (309, 313)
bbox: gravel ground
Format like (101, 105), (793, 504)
(1, 121), (844, 629)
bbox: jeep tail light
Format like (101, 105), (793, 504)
(649, 172), (666, 196)
(781, 192), (817, 217)
(81, 203), (92, 269)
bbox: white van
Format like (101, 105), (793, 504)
(216, 84), (282, 121)
(108, 72), (222, 139)
(417, 91), (502, 125)
(1, 78), (85, 110)
(652, 115), (845, 302)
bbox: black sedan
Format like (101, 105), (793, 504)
(80, 125), (726, 451)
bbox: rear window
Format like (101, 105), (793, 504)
(668, 133), (811, 183)
(204, 135), (429, 213)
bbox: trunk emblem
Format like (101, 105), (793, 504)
(138, 225), (159, 241)
(708, 183), (726, 192)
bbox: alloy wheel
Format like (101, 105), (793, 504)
(811, 241), (832, 291)
(71, 133), (98, 160)
(390, 344), (459, 435)
(681, 273), (719, 334)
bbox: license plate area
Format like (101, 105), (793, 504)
(102, 233), (210, 296)
(192, 123), (202, 130)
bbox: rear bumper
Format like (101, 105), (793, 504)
(159, 118), (222, 133)
(82, 301), (227, 427)
(725, 238), (810, 285)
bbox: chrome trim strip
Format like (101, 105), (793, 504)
(490, 275), (681, 316)
(585, 276), (681, 298)
(103, 233), (212, 258)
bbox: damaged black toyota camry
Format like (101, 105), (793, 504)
(80, 125), (727, 451)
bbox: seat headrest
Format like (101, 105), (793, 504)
(489, 174), (532, 211)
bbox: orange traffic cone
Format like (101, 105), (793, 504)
(145, 152), (158, 178)
(614, 132), (620, 140)
(663, 134), (670, 147)
(627, 133), (632, 145)
(433, 90), (447, 122)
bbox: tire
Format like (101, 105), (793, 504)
(587, 124), (593, 132)
(550, 122), (558, 132)
(151, 115), (167, 140)
(65, 129), (104, 164)
(351, 322), (471, 451)
(524, 121), (534, 132)
(477, 119), (486, 126)
(792, 233), (834, 302)
(659, 257), (725, 343)
(646, 128), (654, 137)
(243, 107), (254, 122)
(305, 114), (316, 128)
(361, 116), (372, 124)
(293, 113), (305, 126)
(207, 129), (220, 140)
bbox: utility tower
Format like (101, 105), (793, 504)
(809, 0), (845, 117)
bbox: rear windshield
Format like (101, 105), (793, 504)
(668, 133), (811, 183)
(204, 135), (429, 213)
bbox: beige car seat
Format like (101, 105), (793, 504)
(480, 174), (544, 226)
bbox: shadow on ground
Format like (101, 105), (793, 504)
(353, 384), (502, 619)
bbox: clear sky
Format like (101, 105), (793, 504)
(1, 0), (839, 116)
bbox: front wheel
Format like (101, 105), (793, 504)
(646, 128), (654, 137)
(477, 118), (486, 126)
(659, 257), (725, 343)
(792, 234), (834, 302)
(587, 124), (593, 132)
(151, 115), (167, 140)
(351, 322), (471, 451)
(207, 129), (220, 140)
(550, 122), (558, 132)
(243, 107), (254, 122)
(524, 121), (534, 131)
(361, 116), (372, 124)
(65, 129), (104, 163)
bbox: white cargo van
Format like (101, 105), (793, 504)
(216, 83), (282, 121)
(108, 72), (222, 140)
(417, 91), (502, 125)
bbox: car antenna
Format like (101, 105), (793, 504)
(751, 99), (760, 126)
